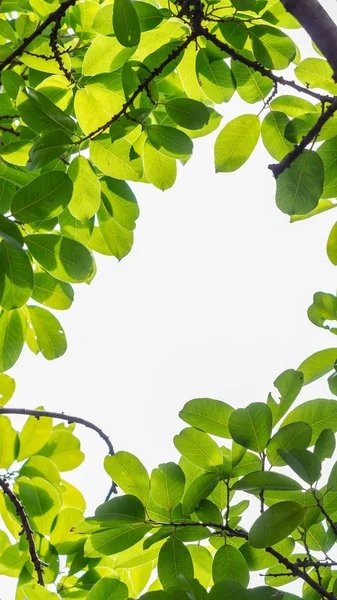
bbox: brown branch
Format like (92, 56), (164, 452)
(0, 115), (19, 120)
(0, 125), (20, 136)
(312, 488), (337, 537)
(199, 26), (335, 105)
(49, 17), (75, 83)
(0, 407), (117, 496)
(80, 33), (196, 141)
(269, 97), (337, 178)
(0, 0), (77, 73)
(280, 0), (337, 82)
(0, 478), (45, 586)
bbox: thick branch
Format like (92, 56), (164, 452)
(0, 0), (77, 73)
(281, 0), (337, 82)
(269, 97), (337, 178)
(0, 407), (117, 495)
(199, 26), (335, 104)
(0, 478), (45, 586)
(81, 33), (196, 141)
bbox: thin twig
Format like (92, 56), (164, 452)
(0, 125), (20, 136)
(49, 16), (75, 83)
(0, 407), (117, 495)
(0, 478), (45, 586)
(312, 488), (337, 536)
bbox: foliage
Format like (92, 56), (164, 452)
(1, 354), (337, 598)
(0, 0), (337, 369)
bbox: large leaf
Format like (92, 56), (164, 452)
(18, 476), (61, 535)
(67, 156), (101, 223)
(0, 242), (33, 310)
(228, 402), (272, 453)
(182, 472), (220, 515)
(297, 348), (337, 384)
(174, 427), (223, 471)
(232, 471), (302, 492)
(196, 49), (235, 103)
(17, 87), (76, 135)
(214, 114), (260, 172)
(249, 25), (296, 70)
(100, 177), (139, 230)
(27, 129), (72, 170)
(277, 449), (321, 484)
(261, 111), (293, 161)
(213, 545), (249, 586)
(147, 126), (193, 159)
(27, 305), (67, 360)
(0, 373), (15, 406)
(295, 58), (337, 95)
(165, 99), (210, 130)
(25, 234), (94, 283)
(104, 451), (150, 505)
(97, 199), (134, 260)
(87, 578), (129, 600)
(158, 537), (194, 589)
(74, 73), (124, 136)
(0, 415), (18, 468)
(32, 272), (74, 311)
(267, 369), (303, 425)
(275, 150), (324, 215)
(93, 494), (145, 525)
(231, 51), (273, 104)
(249, 501), (305, 548)
(179, 398), (233, 438)
(90, 135), (143, 182)
(17, 411), (52, 461)
(82, 35), (136, 76)
(266, 421), (312, 467)
(0, 309), (26, 371)
(40, 429), (85, 471)
(85, 524), (151, 557)
(11, 171), (73, 222)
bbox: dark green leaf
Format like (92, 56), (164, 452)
(158, 537), (194, 589)
(277, 448), (321, 484)
(267, 422), (312, 467)
(213, 545), (249, 586)
(0, 242), (33, 309)
(27, 130), (72, 170)
(249, 501), (305, 548)
(232, 471), (302, 492)
(275, 150), (324, 215)
(17, 87), (77, 135)
(165, 99), (210, 130)
(113, 0), (141, 47)
(11, 172), (73, 222)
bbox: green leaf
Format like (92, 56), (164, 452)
(249, 501), (305, 548)
(266, 422), (312, 467)
(249, 25), (296, 70)
(218, 21), (248, 49)
(85, 523), (151, 557)
(151, 462), (185, 511)
(295, 58), (337, 95)
(133, 2), (163, 31)
(11, 171), (73, 222)
(74, 73), (124, 136)
(232, 471), (302, 492)
(25, 234), (94, 283)
(82, 35), (136, 76)
(104, 451), (150, 505)
(93, 494), (145, 525)
(195, 499), (222, 524)
(0, 373), (15, 406)
(0, 309), (26, 371)
(228, 402), (272, 453)
(90, 135), (143, 182)
(20, 456), (61, 490)
(113, 0), (141, 47)
(308, 291), (337, 331)
(147, 126), (193, 159)
(0, 140), (33, 167)
(32, 271), (74, 311)
(231, 51), (273, 104)
(267, 369), (303, 425)
(209, 581), (247, 600)
(214, 114), (260, 172)
(282, 398), (337, 443)
(28, 130), (72, 170)
(240, 538), (295, 571)
(213, 545), (249, 586)
(21, 584), (60, 600)
(297, 348), (337, 384)
(328, 371), (337, 395)
(174, 427), (223, 471)
(275, 150), (324, 215)
(277, 448), (321, 484)
(143, 141), (177, 191)
(261, 111), (293, 161)
(18, 476), (61, 535)
(165, 99), (210, 130)
(86, 578), (129, 600)
(196, 49), (235, 103)
(40, 429), (85, 471)
(187, 545), (213, 588)
(317, 136), (337, 199)
(314, 429), (336, 460)
(182, 472), (220, 515)
(158, 537), (194, 589)
(17, 87), (77, 136)
(100, 176), (139, 230)
(67, 156), (101, 223)
(18, 410), (52, 461)
(290, 199), (337, 222)
(97, 199), (134, 260)
(0, 415), (18, 468)
(179, 398), (233, 437)
(0, 215), (23, 251)
(27, 305), (67, 360)
(327, 222), (337, 266)
(270, 95), (317, 117)
(284, 113), (337, 144)
(0, 242), (33, 310)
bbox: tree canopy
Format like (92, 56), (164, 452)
(1, 0), (337, 598)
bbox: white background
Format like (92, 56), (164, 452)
(2, 2), (337, 595)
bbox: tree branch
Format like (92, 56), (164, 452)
(0, 407), (117, 495)
(199, 26), (335, 104)
(0, 0), (77, 73)
(0, 477), (45, 586)
(280, 0), (337, 82)
(312, 488), (337, 537)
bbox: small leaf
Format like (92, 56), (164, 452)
(228, 402), (272, 453)
(179, 398), (233, 438)
(275, 150), (324, 215)
(314, 429), (336, 460)
(266, 422), (312, 467)
(32, 272), (74, 311)
(151, 463), (185, 511)
(282, 398), (337, 443)
(68, 156), (101, 223)
(0, 242), (33, 310)
(307, 291), (337, 332)
(196, 49), (235, 103)
(85, 523), (151, 557)
(0, 309), (26, 372)
(17, 87), (76, 136)
(113, 0), (141, 47)
(87, 578), (129, 600)
(182, 472), (220, 515)
(28, 129), (72, 170)
(277, 448), (321, 484)
(174, 427), (223, 471)
(249, 501), (305, 548)
(213, 545), (249, 586)
(261, 111), (293, 161)
(27, 305), (67, 360)
(147, 126), (193, 159)
(143, 141), (177, 191)
(158, 537), (194, 589)
(165, 99), (210, 130)
(0, 373), (15, 406)
(93, 494), (145, 525)
(104, 451), (150, 505)
(215, 114), (260, 172)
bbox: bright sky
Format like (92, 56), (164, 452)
(2, 2), (337, 595)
